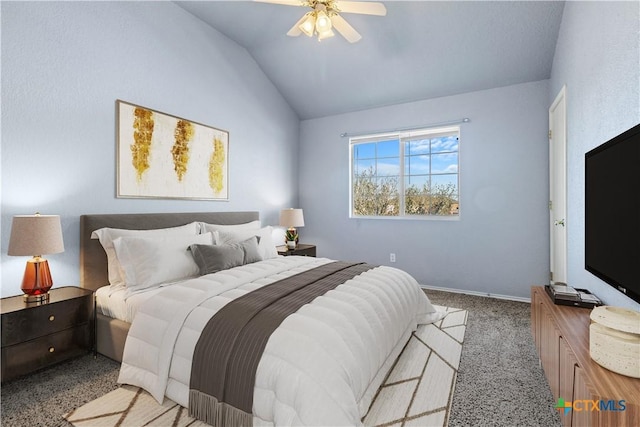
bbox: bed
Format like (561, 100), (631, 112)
(80, 211), (260, 361)
(80, 211), (445, 426)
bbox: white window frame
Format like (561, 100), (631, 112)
(349, 125), (460, 220)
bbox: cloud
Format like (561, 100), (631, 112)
(376, 160), (400, 176)
(431, 136), (459, 153)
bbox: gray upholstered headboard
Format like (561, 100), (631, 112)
(80, 211), (259, 292)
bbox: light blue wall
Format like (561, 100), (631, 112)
(299, 80), (550, 300)
(0, 1), (299, 297)
(550, 1), (640, 310)
(4, 2), (637, 308)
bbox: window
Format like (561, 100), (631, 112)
(350, 126), (460, 218)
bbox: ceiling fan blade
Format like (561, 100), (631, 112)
(335, 1), (387, 16)
(331, 15), (362, 43)
(286, 14), (309, 37)
(254, 0), (306, 7)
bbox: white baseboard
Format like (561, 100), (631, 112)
(420, 284), (531, 303)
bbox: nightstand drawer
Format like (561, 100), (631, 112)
(1, 297), (92, 346)
(1, 324), (91, 382)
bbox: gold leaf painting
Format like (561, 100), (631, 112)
(132, 107), (154, 181)
(117, 100), (229, 200)
(172, 120), (194, 182)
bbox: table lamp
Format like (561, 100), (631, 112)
(279, 208), (304, 249)
(8, 214), (65, 303)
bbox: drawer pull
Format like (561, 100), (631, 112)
(48, 347), (55, 353)
(49, 315), (55, 321)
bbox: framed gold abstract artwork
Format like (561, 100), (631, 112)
(117, 100), (229, 200)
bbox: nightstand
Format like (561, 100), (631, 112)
(277, 244), (316, 257)
(1, 286), (94, 383)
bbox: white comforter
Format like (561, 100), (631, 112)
(118, 256), (445, 426)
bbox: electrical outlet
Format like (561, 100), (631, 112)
(390, 253), (396, 263)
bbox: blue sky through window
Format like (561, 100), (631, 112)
(353, 136), (458, 181)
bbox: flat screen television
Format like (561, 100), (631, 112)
(585, 123), (640, 304)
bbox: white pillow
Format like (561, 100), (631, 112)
(113, 232), (213, 295)
(200, 220), (261, 234)
(215, 226), (278, 260)
(91, 222), (199, 288)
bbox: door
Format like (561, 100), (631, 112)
(549, 87), (567, 284)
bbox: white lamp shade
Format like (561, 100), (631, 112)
(279, 209), (305, 228)
(8, 215), (65, 256)
(299, 13), (315, 37)
(317, 29), (335, 41)
(315, 10), (332, 33)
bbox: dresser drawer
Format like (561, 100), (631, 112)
(1, 323), (91, 382)
(1, 296), (92, 346)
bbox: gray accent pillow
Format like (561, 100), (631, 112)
(190, 236), (262, 275)
(241, 236), (263, 264)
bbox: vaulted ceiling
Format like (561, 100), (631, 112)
(177, 1), (565, 120)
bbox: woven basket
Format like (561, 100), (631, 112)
(589, 306), (640, 378)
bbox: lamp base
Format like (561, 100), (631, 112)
(21, 257), (54, 298)
(23, 292), (50, 304)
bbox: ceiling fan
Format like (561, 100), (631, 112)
(255, 0), (387, 43)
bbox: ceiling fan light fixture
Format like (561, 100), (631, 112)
(317, 28), (335, 41)
(315, 10), (332, 33)
(298, 13), (315, 37)
(263, 0), (385, 43)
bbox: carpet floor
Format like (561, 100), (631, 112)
(425, 290), (561, 427)
(0, 289), (561, 427)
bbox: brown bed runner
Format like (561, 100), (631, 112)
(189, 261), (374, 426)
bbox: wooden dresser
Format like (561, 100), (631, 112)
(1, 286), (94, 383)
(531, 286), (639, 426)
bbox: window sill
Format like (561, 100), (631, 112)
(349, 214), (460, 221)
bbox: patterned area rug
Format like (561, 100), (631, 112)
(64, 306), (466, 427)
